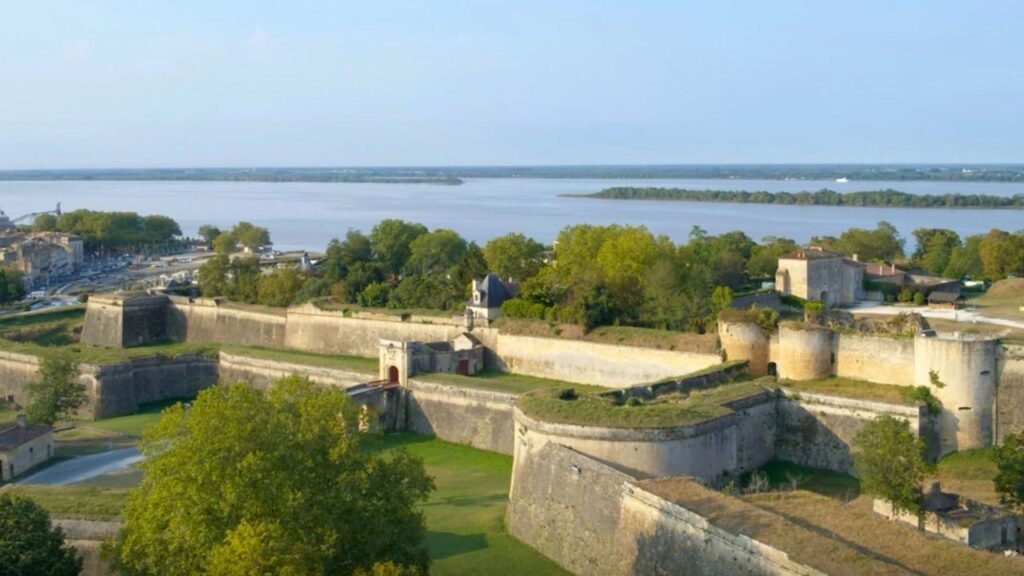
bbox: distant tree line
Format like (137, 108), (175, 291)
(197, 217), (1024, 333)
(33, 209), (182, 254)
(573, 187), (1024, 209)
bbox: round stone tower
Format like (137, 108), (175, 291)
(718, 319), (770, 376)
(914, 334), (998, 455)
(776, 322), (833, 381)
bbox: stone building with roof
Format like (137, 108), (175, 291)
(775, 247), (865, 307)
(467, 272), (516, 323)
(0, 413), (53, 481)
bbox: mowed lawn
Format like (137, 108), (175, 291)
(377, 434), (569, 576)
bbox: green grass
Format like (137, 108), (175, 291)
(375, 434), (568, 576)
(417, 369), (602, 395)
(748, 460), (861, 499)
(0, 406), (16, 427)
(516, 380), (770, 428)
(221, 344), (379, 374)
(0, 484), (128, 520)
(935, 448), (998, 482)
(778, 377), (919, 405)
(86, 397), (192, 438)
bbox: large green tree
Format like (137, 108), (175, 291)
(994, 431), (1024, 511)
(26, 353), (84, 425)
(106, 377), (434, 576)
(853, 415), (926, 516)
(0, 494), (82, 576)
(482, 233), (545, 281)
(370, 220), (428, 277)
(405, 229), (466, 276)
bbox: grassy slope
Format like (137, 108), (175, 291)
(778, 377), (918, 405)
(491, 317), (720, 354)
(221, 344), (379, 374)
(378, 434), (568, 576)
(417, 369), (603, 395)
(517, 380), (768, 428)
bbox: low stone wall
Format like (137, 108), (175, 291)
(493, 333), (723, 388)
(606, 361), (748, 402)
(284, 304), (462, 357)
(86, 355), (219, 419)
(507, 443), (827, 576)
(167, 297), (287, 348)
(217, 352), (375, 390)
(404, 380), (516, 454)
(776, 390), (929, 474)
(0, 350), (41, 407)
(513, 391), (777, 481)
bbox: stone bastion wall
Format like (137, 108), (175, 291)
(81, 296), (724, 388)
(507, 442), (830, 576)
(719, 318), (1006, 455)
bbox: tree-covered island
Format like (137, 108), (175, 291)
(567, 187), (1024, 209)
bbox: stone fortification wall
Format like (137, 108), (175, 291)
(775, 324), (832, 380)
(996, 344), (1024, 442)
(120, 296), (171, 347)
(914, 335), (999, 454)
(493, 334), (722, 388)
(0, 350), (41, 407)
(776, 390), (929, 474)
(834, 333), (915, 385)
(217, 352), (374, 390)
(508, 443), (827, 576)
(80, 295), (127, 348)
(404, 380), (516, 454)
(84, 355), (218, 419)
(513, 392), (777, 481)
(166, 297), (287, 348)
(284, 304), (462, 356)
(718, 321), (770, 376)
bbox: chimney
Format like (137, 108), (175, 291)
(891, 263), (896, 274)
(16, 413), (27, 428)
(852, 254), (859, 262)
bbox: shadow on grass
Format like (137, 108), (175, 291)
(370, 432), (437, 452)
(427, 531), (488, 560)
(425, 493), (508, 509)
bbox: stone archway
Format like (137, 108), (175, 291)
(388, 365), (400, 384)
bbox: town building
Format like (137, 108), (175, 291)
(774, 247), (864, 307)
(0, 414), (53, 481)
(467, 272), (516, 323)
(0, 231), (84, 289)
(928, 291), (966, 310)
(864, 261), (961, 294)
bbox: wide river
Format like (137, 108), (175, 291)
(2, 178), (1022, 251)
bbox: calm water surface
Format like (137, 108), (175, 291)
(2, 178), (1022, 251)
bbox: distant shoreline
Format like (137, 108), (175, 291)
(563, 187), (1024, 209)
(3, 164), (1024, 183)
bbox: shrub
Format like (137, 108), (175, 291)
(912, 292), (926, 306)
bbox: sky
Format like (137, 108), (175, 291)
(0, 1), (1021, 168)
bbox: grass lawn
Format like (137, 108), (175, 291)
(221, 344), (379, 374)
(0, 484), (128, 520)
(491, 317), (720, 354)
(778, 377), (919, 405)
(929, 447), (1001, 504)
(746, 460), (861, 500)
(517, 380), (770, 428)
(417, 369), (603, 395)
(970, 278), (1024, 322)
(0, 406), (16, 426)
(376, 434), (568, 576)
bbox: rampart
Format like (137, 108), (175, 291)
(84, 355), (219, 419)
(404, 380), (516, 454)
(0, 350), (41, 407)
(509, 442), (843, 576)
(81, 296), (724, 387)
(776, 389), (932, 473)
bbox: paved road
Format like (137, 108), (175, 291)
(852, 302), (1024, 331)
(17, 448), (142, 485)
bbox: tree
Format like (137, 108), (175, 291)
(812, 221), (904, 262)
(197, 225), (222, 244)
(0, 494), (83, 576)
(710, 286), (734, 314)
(853, 415), (926, 516)
(26, 354), (84, 425)
(979, 229), (1024, 280)
(482, 233), (545, 281)
(197, 254), (230, 297)
(257, 268), (305, 307)
(106, 377), (434, 576)
(213, 233), (239, 255)
(230, 222), (272, 252)
(143, 215), (182, 244)
(993, 431), (1024, 511)
(32, 213), (58, 232)
(370, 220), (428, 277)
(405, 229), (466, 276)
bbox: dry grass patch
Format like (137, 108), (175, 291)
(745, 491), (1024, 576)
(491, 317), (720, 354)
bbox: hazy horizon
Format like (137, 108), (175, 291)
(2, 1), (1022, 169)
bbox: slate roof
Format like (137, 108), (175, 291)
(474, 273), (513, 308)
(0, 424), (51, 452)
(928, 291), (964, 303)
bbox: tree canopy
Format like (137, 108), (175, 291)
(26, 353), (84, 425)
(853, 416), (926, 516)
(0, 493), (83, 576)
(994, 431), (1024, 512)
(107, 377), (434, 576)
(34, 209), (182, 253)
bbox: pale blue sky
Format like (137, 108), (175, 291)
(0, 1), (1020, 168)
